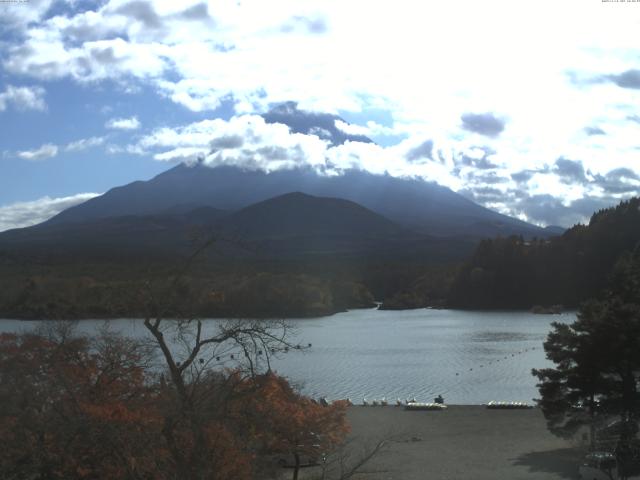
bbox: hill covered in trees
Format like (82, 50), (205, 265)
(447, 197), (640, 309)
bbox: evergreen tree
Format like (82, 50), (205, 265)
(533, 246), (640, 444)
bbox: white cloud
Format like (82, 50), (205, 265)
(65, 136), (106, 152)
(134, 115), (460, 181)
(14, 135), (106, 160)
(2, 0), (640, 226)
(334, 119), (398, 138)
(105, 116), (141, 130)
(17, 143), (59, 161)
(0, 193), (101, 232)
(0, 85), (46, 112)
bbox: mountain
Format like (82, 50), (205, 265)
(40, 101), (549, 239)
(45, 163), (548, 239)
(0, 192), (421, 259)
(221, 192), (403, 240)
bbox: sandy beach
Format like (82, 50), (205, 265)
(333, 405), (586, 480)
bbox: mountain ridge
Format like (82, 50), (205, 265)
(44, 163), (550, 239)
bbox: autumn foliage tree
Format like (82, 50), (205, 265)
(0, 321), (351, 480)
(0, 325), (164, 479)
(0, 244), (355, 479)
(237, 373), (350, 480)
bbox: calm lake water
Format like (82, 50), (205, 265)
(0, 308), (574, 405)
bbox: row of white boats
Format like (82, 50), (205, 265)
(361, 397), (421, 406)
(318, 398), (532, 410)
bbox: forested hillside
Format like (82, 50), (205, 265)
(447, 197), (640, 309)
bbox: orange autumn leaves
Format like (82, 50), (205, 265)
(0, 331), (349, 479)
(0, 331), (163, 479)
(239, 373), (350, 456)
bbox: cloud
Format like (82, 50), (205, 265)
(553, 157), (588, 184)
(454, 146), (498, 170)
(281, 15), (328, 34)
(132, 114), (449, 181)
(469, 171), (509, 185)
(513, 194), (615, 228)
(459, 186), (510, 204)
(137, 115), (331, 168)
(210, 135), (244, 150)
(406, 140), (433, 162)
(105, 116), (141, 130)
(628, 115), (640, 124)
(0, 193), (100, 232)
(460, 112), (505, 137)
(14, 135), (105, 160)
(4, 1), (639, 229)
(607, 69), (640, 89)
(65, 136), (106, 152)
(115, 0), (164, 30)
(584, 126), (605, 136)
(17, 143), (59, 161)
(178, 3), (214, 23)
(0, 85), (46, 112)
(593, 168), (640, 194)
(263, 102), (372, 145)
(511, 169), (538, 184)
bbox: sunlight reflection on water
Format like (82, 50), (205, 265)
(0, 308), (574, 404)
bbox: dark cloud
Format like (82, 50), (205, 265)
(460, 112), (505, 137)
(471, 172), (509, 185)
(179, 3), (212, 21)
(263, 101), (372, 146)
(513, 194), (615, 228)
(90, 46), (118, 65)
(627, 115), (640, 124)
(458, 186), (509, 203)
(406, 140), (433, 162)
(116, 1), (164, 30)
(593, 168), (640, 194)
(255, 145), (305, 162)
(458, 155), (497, 170)
(455, 146), (498, 169)
(584, 126), (606, 136)
(511, 170), (536, 183)
(553, 157), (588, 184)
(281, 15), (328, 34)
(210, 135), (244, 150)
(608, 69), (640, 90)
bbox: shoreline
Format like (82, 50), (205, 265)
(0, 306), (577, 322)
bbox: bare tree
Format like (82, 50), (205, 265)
(140, 240), (303, 479)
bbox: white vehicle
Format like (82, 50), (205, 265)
(578, 452), (617, 480)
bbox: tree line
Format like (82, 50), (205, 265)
(448, 197), (640, 309)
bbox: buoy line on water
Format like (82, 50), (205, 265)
(453, 345), (538, 377)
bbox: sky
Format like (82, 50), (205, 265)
(1, 0), (640, 231)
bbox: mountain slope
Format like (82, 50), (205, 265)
(46, 163), (548, 239)
(0, 193), (417, 258)
(221, 192), (403, 240)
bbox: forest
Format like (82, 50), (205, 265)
(2, 197), (639, 318)
(447, 197), (640, 309)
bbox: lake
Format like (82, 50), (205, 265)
(0, 308), (573, 405)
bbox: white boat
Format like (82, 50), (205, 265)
(404, 402), (447, 411)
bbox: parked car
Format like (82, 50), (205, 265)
(579, 452), (617, 480)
